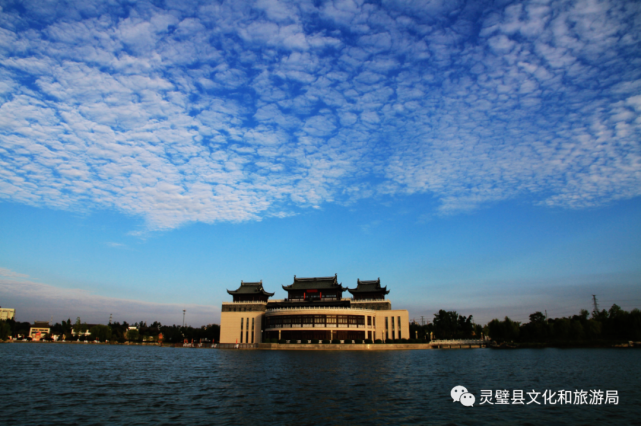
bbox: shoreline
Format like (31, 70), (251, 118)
(2, 340), (639, 350)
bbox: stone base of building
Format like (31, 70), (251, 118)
(245, 343), (434, 350)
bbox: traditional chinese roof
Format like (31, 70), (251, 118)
(227, 280), (275, 297)
(348, 278), (390, 295)
(282, 274), (348, 291)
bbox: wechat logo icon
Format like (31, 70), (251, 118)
(451, 386), (475, 407)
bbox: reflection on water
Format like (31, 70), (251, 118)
(1, 344), (639, 425)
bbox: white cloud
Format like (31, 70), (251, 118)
(0, 267), (29, 278)
(0, 0), (639, 230)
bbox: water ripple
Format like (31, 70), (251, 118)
(1, 344), (640, 425)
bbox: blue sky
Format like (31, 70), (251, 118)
(0, 0), (640, 326)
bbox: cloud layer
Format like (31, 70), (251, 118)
(0, 268), (219, 325)
(0, 0), (639, 228)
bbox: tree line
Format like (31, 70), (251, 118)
(410, 304), (641, 344)
(0, 317), (220, 344)
(488, 305), (641, 343)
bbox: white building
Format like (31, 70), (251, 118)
(0, 307), (15, 320)
(220, 275), (410, 344)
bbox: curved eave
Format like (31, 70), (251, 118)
(228, 289), (274, 297)
(347, 287), (390, 295)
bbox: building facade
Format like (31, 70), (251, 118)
(29, 321), (51, 341)
(220, 275), (409, 343)
(0, 307), (15, 321)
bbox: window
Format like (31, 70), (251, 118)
(398, 316), (401, 328)
(373, 317), (376, 327)
(326, 316), (336, 324)
(367, 316), (371, 326)
(392, 331), (395, 340)
(314, 315), (324, 324)
(241, 318), (244, 330)
(251, 318), (255, 343)
(385, 317), (388, 330)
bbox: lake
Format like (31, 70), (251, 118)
(1, 343), (640, 425)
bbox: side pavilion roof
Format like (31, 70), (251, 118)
(227, 280), (275, 297)
(282, 274), (348, 291)
(347, 278), (390, 295)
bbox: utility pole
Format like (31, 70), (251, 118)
(183, 309), (186, 328)
(109, 313), (112, 325)
(592, 295), (599, 315)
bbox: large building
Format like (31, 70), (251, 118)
(220, 275), (409, 343)
(29, 321), (51, 341)
(0, 307), (15, 321)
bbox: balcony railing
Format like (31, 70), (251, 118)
(267, 306), (376, 312)
(265, 324), (366, 330)
(223, 298), (390, 304)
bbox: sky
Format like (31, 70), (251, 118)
(0, 0), (640, 327)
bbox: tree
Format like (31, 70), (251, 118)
(433, 310), (476, 339)
(487, 317), (520, 342)
(529, 312), (546, 324)
(0, 321), (10, 340)
(126, 329), (140, 341)
(433, 310), (460, 339)
(73, 317), (83, 336)
(90, 325), (113, 342)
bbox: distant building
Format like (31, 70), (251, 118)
(220, 274), (409, 343)
(71, 324), (97, 337)
(0, 307), (15, 320)
(29, 321), (51, 341)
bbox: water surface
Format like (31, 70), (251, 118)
(1, 344), (640, 425)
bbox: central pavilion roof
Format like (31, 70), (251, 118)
(282, 274), (348, 291)
(227, 280), (275, 297)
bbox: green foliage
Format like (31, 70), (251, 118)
(73, 317), (88, 336)
(159, 325), (183, 343)
(374, 339), (382, 344)
(488, 304), (641, 343)
(126, 329), (140, 341)
(0, 321), (10, 340)
(90, 324), (112, 342)
(487, 317), (521, 342)
(433, 310), (476, 339)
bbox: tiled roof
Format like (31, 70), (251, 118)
(227, 280), (275, 297)
(282, 274), (347, 291)
(348, 278), (390, 294)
